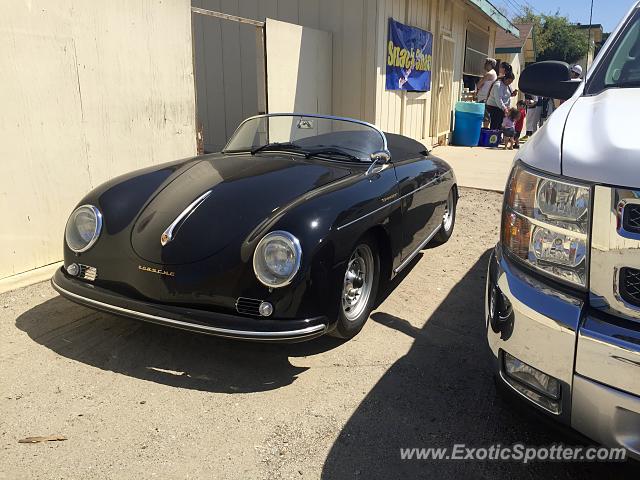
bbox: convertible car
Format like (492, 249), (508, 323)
(52, 113), (457, 341)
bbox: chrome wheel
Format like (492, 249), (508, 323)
(341, 244), (375, 322)
(443, 189), (455, 232)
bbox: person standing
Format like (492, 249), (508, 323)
(539, 97), (555, 126)
(514, 99), (527, 148)
(570, 64), (583, 79)
(501, 107), (521, 150)
(524, 93), (541, 138)
(476, 58), (498, 103)
(486, 71), (516, 131)
(499, 61), (512, 79)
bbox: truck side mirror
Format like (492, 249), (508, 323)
(519, 61), (581, 100)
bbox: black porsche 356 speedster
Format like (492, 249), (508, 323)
(52, 113), (457, 341)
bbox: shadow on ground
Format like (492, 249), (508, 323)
(322, 250), (637, 479)
(14, 296), (345, 394)
(13, 251), (425, 395)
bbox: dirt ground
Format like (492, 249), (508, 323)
(0, 188), (636, 479)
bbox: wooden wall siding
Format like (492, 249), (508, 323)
(374, 0), (499, 143)
(0, 0), (196, 280)
(192, 0), (378, 152)
(193, 0), (500, 147)
(375, 0), (435, 140)
(192, 0), (261, 152)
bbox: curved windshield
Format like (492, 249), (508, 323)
(587, 8), (640, 93)
(223, 114), (386, 162)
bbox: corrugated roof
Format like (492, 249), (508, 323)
(466, 0), (520, 37)
(495, 23), (534, 50)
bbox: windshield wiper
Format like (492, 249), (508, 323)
(251, 142), (304, 155)
(304, 147), (362, 162)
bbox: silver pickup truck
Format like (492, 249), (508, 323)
(486, 2), (640, 458)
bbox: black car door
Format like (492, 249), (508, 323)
(393, 155), (443, 261)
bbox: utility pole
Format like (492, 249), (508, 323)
(587, 0), (594, 70)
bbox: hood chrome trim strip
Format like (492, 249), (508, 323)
(161, 190), (213, 246)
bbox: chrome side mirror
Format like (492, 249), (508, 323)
(367, 150), (391, 176)
(370, 150), (391, 163)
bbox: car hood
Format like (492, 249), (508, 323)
(561, 88), (640, 187)
(131, 153), (352, 265)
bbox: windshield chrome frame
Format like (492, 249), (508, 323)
(222, 113), (388, 159)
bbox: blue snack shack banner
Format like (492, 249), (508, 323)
(386, 18), (433, 91)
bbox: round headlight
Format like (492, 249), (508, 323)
(253, 231), (302, 288)
(65, 205), (103, 253)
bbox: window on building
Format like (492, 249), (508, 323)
(464, 24), (490, 77)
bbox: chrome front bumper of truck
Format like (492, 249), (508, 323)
(486, 245), (640, 459)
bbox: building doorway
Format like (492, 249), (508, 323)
(432, 35), (455, 138)
(191, 7), (332, 153)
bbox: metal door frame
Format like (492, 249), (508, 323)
(190, 7), (268, 152)
(431, 33), (455, 138)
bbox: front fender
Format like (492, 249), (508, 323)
(241, 166), (400, 315)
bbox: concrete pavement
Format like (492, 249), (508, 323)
(432, 144), (516, 193)
(2, 189), (637, 479)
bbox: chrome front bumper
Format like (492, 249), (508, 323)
(486, 246), (640, 458)
(51, 268), (328, 342)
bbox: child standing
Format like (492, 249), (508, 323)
(514, 100), (526, 149)
(501, 107), (521, 150)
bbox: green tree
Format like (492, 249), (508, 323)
(514, 8), (589, 64)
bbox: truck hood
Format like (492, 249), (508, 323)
(131, 154), (352, 265)
(562, 88), (640, 187)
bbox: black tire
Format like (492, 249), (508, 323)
(329, 235), (380, 339)
(431, 186), (457, 246)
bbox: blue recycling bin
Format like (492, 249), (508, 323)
(479, 128), (502, 147)
(452, 102), (485, 146)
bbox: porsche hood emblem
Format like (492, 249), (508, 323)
(138, 265), (176, 277)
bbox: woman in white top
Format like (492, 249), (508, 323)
(476, 58), (498, 103)
(485, 71), (516, 130)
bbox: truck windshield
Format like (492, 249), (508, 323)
(223, 114), (386, 162)
(587, 8), (640, 93)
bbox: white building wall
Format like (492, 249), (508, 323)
(0, 0), (197, 283)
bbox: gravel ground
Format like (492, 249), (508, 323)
(0, 188), (636, 479)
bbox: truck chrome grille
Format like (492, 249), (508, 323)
(623, 204), (640, 234)
(590, 186), (640, 321)
(620, 267), (640, 308)
(235, 297), (263, 316)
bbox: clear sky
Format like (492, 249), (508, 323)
(494, 0), (637, 32)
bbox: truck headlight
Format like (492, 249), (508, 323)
(253, 231), (302, 288)
(502, 163), (591, 287)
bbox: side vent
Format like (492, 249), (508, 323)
(235, 297), (263, 316)
(79, 265), (97, 282)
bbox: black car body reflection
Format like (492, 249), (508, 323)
(52, 114), (457, 341)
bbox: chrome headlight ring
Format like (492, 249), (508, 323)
(65, 204), (103, 253)
(253, 231), (302, 288)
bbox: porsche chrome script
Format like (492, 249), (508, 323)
(138, 265), (176, 277)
